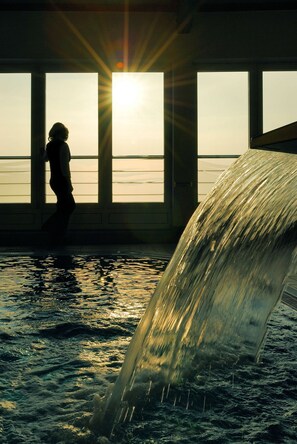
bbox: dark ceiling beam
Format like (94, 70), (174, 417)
(176, 0), (197, 33)
(1, 0), (297, 12)
(0, 1), (177, 12)
(200, 0), (297, 12)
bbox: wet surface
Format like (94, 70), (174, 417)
(0, 254), (296, 443)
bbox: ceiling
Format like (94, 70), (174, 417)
(2, 0), (297, 12)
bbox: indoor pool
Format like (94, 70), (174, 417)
(0, 253), (296, 444)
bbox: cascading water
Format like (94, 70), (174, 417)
(93, 148), (297, 437)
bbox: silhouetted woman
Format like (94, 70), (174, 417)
(42, 122), (76, 240)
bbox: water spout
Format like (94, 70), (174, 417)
(93, 144), (297, 438)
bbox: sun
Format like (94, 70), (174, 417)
(112, 74), (143, 110)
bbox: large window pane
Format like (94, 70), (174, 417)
(263, 71), (297, 132)
(113, 158), (164, 203)
(197, 72), (248, 202)
(112, 73), (164, 203)
(198, 72), (248, 155)
(46, 73), (98, 203)
(0, 160), (30, 203)
(0, 74), (31, 203)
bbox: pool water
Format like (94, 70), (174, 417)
(0, 254), (296, 443)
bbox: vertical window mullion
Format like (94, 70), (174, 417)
(31, 71), (46, 207)
(163, 71), (173, 208)
(249, 69), (263, 140)
(99, 74), (112, 205)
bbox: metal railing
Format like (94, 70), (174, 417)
(0, 156), (31, 202)
(112, 155), (164, 202)
(44, 154), (165, 203)
(1, 153), (244, 204)
(197, 154), (240, 202)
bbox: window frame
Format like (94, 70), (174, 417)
(45, 71), (100, 204)
(194, 62), (297, 203)
(196, 68), (249, 202)
(2, 61), (296, 210)
(0, 72), (32, 204)
(0, 63), (172, 212)
(111, 71), (166, 204)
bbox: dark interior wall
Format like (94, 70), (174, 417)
(1, 10), (297, 64)
(191, 11), (297, 61)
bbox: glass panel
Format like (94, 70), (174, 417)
(0, 160), (30, 203)
(263, 71), (297, 132)
(0, 74), (31, 156)
(197, 158), (238, 202)
(46, 159), (98, 203)
(113, 159), (163, 203)
(46, 73), (99, 202)
(112, 72), (164, 202)
(198, 72), (249, 155)
(46, 73), (98, 156)
(0, 74), (31, 203)
(197, 72), (248, 202)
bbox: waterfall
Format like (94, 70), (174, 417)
(93, 148), (297, 437)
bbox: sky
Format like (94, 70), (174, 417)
(0, 71), (297, 202)
(263, 71), (297, 132)
(198, 72), (249, 156)
(0, 74), (31, 157)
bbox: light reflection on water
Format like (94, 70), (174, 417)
(0, 254), (296, 443)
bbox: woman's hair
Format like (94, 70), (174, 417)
(48, 122), (69, 141)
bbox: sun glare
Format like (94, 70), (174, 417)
(112, 74), (142, 109)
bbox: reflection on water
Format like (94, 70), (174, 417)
(0, 254), (296, 443)
(0, 254), (165, 444)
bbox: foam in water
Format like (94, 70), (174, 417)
(92, 149), (297, 437)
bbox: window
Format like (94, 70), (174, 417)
(263, 71), (297, 132)
(46, 73), (99, 203)
(197, 72), (249, 202)
(112, 72), (164, 202)
(0, 74), (31, 203)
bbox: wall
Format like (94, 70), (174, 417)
(1, 10), (297, 62)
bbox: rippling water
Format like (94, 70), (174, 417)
(0, 254), (296, 443)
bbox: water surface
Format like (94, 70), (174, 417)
(0, 254), (296, 443)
